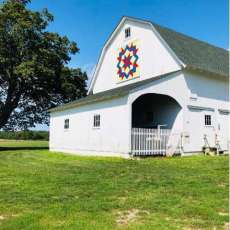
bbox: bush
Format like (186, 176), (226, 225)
(0, 131), (49, 140)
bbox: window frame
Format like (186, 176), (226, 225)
(64, 118), (70, 129)
(125, 27), (131, 39)
(204, 114), (212, 126)
(93, 114), (101, 128)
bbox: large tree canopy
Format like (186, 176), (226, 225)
(0, 0), (87, 130)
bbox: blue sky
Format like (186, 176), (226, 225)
(29, 0), (228, 81)
(27, 0), (228, 130)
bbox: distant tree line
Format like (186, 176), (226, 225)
(0, 131), (49, 140)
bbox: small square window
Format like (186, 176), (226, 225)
(205, 115), (211, 126)
(93, 114), (100, 128)
(125, 27), (131, 38)
(64, 119), (69, 129)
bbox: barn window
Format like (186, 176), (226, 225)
(125, 27), (131, 38)
(93, 114), (100, 128)
(204, 115), (212, 126)
(64, 119), (69, 129)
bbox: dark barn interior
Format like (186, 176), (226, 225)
(132, 93), (181, 129)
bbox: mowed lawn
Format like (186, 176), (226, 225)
(0, 141), (228, 230)
(0, 139), (48, 148)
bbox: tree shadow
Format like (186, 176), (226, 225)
(0, 146), (49, 151)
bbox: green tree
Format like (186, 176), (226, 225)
(0, 0), (87, 130)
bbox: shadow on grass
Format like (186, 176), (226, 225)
(0, 146), (49, 151)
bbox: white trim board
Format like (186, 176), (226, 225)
(187, 105), (215, 111)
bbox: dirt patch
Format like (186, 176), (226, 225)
(117, 197), (127, 202)
(218, 212), (228, 216)
(183, 228), (203, 230)
(116, 209), (149, 226)
(0, 214), (19, 221)
(218, 183), (227, 188)
(224, 222), (229, 230)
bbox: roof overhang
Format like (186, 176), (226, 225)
(49, 70), (181, 113)
(185, 65), (229, 78)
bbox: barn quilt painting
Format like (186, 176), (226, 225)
(116, 40), (140, 82)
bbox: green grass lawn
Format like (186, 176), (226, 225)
(0, 139), (48, 148)
(0, 141), (228, 230)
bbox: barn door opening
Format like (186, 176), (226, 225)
(131, 93), (181, 156)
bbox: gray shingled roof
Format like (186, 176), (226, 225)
(49, 71), (179, 112)
(153, 22), (229, 77)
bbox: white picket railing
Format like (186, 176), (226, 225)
(131, 128), (171, 156)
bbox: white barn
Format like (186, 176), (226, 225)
(49, 17), (229, 157)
